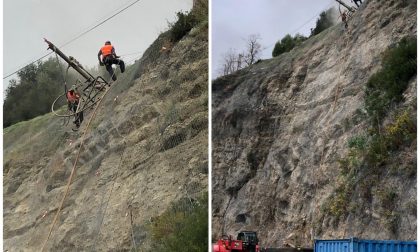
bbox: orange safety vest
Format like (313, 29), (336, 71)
(67, 91), (79, 103)
(101, 44), (113, 57)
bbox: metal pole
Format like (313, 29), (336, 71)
(335, 0), (355, 12)
(44, 38), (94, 81)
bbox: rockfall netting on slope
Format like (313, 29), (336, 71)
(212, 0), (416, 247)
(4, 7), (208, 252)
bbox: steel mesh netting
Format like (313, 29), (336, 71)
(87, 12), (208, 250)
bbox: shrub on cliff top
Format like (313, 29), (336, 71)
(168, 1), (208, 43)
(169, 11), (197, 42)
(310, 8), (336, 37)
(272, 34), (307, 57)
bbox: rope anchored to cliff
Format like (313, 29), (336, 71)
(40, 82), (114, 251)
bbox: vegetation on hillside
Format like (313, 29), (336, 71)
(310, 8), (336, 37)
(3, 58), (77, 128)
(149, 195), (208, 252)
(272, 34), (307, 57)
(168, 0), (208, 43)
(365, 37), (417, 124)
(272, 7), (335, 58)
(4, 1), (208, 129)
(323, 37), (417, 233)
(145, 3), (209, 250)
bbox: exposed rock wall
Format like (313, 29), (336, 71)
(212, 0), (416, 247)
(4, 22), (208, 251)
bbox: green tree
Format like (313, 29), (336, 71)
(3, 58), (75, 127)
(168, 1), (208, 43)
(272, 34), (307, 57)
(311, 8), (335, 36)
(17, 63), (39, 84)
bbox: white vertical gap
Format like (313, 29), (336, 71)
(208, 0), (213, 251)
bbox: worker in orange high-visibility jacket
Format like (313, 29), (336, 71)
(66, 85), (84, 129)
(98, 41), (125, 81)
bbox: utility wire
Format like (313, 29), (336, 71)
(262, 1), (335, 52)
(59, 0), (141, 48)
(3, 52), (53, 80)
(3, 0), (141, 80)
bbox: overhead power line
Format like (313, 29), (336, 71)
(263, 2), (335, 52)
(3, 0), (141, 80)
(59, 0), (141, 48)
(3, 52), (53, 80)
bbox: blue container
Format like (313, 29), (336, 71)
(315, 238), (417, 252)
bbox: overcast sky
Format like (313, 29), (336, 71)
(212, 0), (357, 79)
(3, 0), (192, 89)
(4, 0), (361, 84)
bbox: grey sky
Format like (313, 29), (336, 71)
(3, 0), (192, 89)
(212, 0), (356, 79)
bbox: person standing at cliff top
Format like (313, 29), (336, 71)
(98, 41), (125, 81)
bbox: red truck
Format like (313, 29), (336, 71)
(213, 231), (260, 252)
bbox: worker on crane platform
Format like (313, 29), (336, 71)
(98, 41), (125, 81)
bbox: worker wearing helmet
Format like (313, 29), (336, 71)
(98, 41), (125, 81)
(66, 85), (84, 129)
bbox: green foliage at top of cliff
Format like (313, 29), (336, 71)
(272, 34), (307, 57)
(311, 8), (336, 37)
(3, 58), (77, 128)
(168, 0), (208, 43)
(272, 7), (335, 58)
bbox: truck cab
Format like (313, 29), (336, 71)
(213, 231), (260, 252)
(237, 231), (259, 252)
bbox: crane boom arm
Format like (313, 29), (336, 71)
(44, 38), (94, 81)
(335, 0), (355, 12)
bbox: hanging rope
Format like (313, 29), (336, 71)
(41, 84), (114, 252)
(332, 33), (350, 112)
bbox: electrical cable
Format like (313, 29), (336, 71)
(3, 0), (141, 80)
(262, 1), (335, 52)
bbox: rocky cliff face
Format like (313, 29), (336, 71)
(212, 0), (416, 247)
(3, 20), (208, 251)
